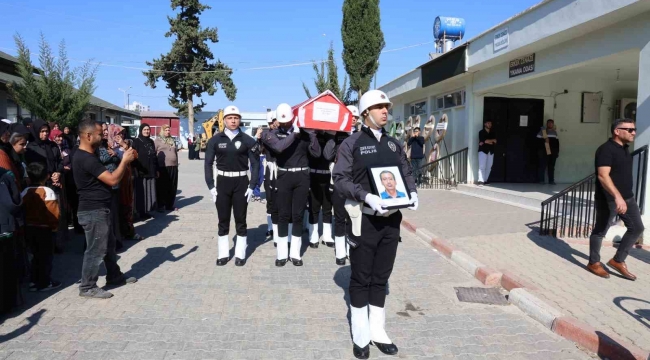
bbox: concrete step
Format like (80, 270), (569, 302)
(454, 184), (547, 211)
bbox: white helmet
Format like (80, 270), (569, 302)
(275, 103), (294, 124)
(358, 90), (392, 115)
(266, 111), (274, 123)
(271, 110), (277, 121)
(223, 105), (241, 118)
(346, 105), (359, 118)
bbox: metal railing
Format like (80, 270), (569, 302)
(416, 147), (468, 189)
(540, 145), (648, 238)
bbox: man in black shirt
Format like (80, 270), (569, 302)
(478, 120), (496, 186)
(73, 119), (137, 299)
(588, 118), (643, 281)
(407, 127), (425, 186)
(205, 105), (261, 267)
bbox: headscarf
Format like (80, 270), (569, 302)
(159, 124), (175, 146)
(108, 124), (125, 149)
(138, 123), (151, 139)
(26, 119), (58, 174)
(30, 119), (51, 145)
(49, 129), (63, 142)
(0, 121), (9, 142)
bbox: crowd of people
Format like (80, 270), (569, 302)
(0, 118), (179, 305)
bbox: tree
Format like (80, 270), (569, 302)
(144, 0), (236, 137)
(302, 42), (353, 104)
(341, 0), (385, 98)
(8, 33), (97, 128)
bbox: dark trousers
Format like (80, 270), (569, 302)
(276, 170), (310, 237)
(78, 209), (123, 292)
(411, 158), (424, 185)
(347, 211), (402, 308)
(110, 189), (123, 248)
(157, 166), (178, 210)
(538, 151), (558, 183)
(26, 227), (54, 288)
(216, 176), (249, 237)
(264, 167), (279, 224)
(589, 197), (644, 264)
(332, 189), (347, 237)
(308, 174), (332, 224)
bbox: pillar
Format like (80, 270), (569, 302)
(635, 42), (650, 241)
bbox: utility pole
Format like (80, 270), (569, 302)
(118, 86), (132, 108)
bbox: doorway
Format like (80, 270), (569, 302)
(483, 97), (544, 183)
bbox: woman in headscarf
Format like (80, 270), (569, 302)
(194, 135), (201, 160)
(154, 125), (179, 211)
(62, 126), (75, 149)
(132, 123), (158, 220)
(187, 136), (195, 160)
(0, 123), (27, 190)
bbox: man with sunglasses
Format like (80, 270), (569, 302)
(588, 118), (643, 281)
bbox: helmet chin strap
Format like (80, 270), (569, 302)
(367, 113), (381, 130)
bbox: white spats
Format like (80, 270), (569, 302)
(321, 223), (333, 244)
(234, 236), (247, 260)
(276, 236), (288, 260)
(351, 305), (370, 348)
(272, 224), (278, 244)
(309, 223), (319, 244)
(335, 236), (346, 259)
(218, 236), (229, 260)
(289, 235), (302, 260)
(266, 214), (272, 232)
(369, 305), (391, 344)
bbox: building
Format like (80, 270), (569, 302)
(0, 50), (140, 125)
(127, 101), (150, 112)
(140, 110), (180, 139)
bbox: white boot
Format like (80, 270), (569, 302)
(351, 305), (370, 348)
(272, 224), (278, 245)
(308, 223), (319, 244)
(369, 305), (392, 344)
(290, 235), (302, 260)
(234, 236), (247, 260)
(276, 236), (288, 260)
(335, 236), (346, 259)
(218, 236), (229, 260)
(321, 223), (333, 245)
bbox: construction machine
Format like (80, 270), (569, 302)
(200, 109), (224, 150)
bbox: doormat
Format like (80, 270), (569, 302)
(454, 287), (509, 306)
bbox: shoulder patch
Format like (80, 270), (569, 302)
(387, 141), (397, 152)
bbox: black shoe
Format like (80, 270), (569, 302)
(216, 257), (229, 266)
(336, 257), (346, 266)
(235, 258), (246, 267)
(372, 341), (398, 355)
(353, 344), (370, 359)
(106, 276), (137, 286)
(275, 259), (287, 267)
(290, 258), (303, 266)
(274, 242), (277, 248)
(309, 242), (319, 249)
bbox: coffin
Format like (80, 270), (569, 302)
(292, 90), (354, 132)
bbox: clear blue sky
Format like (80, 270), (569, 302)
(0, 0), (540, 113)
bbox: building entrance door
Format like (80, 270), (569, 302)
(483, 97), (544, 183)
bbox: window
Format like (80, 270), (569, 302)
(409, 101), (427, 116)
(436, 90), (465, 109)
(89, 113), (97, 121)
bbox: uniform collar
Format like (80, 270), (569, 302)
(361, 125), (385, 141)
(220, 128), (242, 138)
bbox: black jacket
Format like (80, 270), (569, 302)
(25, 119), (63, 175)
(0, 169), (22, 233)
(132, 124), (158, 178)
(407, 136), (425, 159)
(204, 129), (261, 190)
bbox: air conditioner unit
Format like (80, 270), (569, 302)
(617, 98), (637, 120)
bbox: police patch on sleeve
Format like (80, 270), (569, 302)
(387, 141), (397, 152)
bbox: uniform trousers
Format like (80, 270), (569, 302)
(347, 211), (402, 308)
(276, 170), (310, 237)
(264, 165), (279, 223)
(332, 188), (347, 237)
(308, 174), (332, 224)
(216, 175), (249, 237)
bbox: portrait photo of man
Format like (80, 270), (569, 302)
(379, 170), (406, 199)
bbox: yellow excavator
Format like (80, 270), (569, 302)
(200, 109), (224, 150)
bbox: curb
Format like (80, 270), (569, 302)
(400, 218), (650, 360)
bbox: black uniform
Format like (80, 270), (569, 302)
(204, 130), (260, 237)
(263, 127), (321, 239)
(323, 132), (349, 239)
(332, 125), (416, 308)
(261, 129), (279, 225)
(308, 133), (333, 227)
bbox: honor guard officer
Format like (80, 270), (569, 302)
(258, 111), (280, 244)
(263, 103), (321, 266)
(307, 131), (334, 249)
(205, 105), (261, 267)
(333, 90), (418, 359)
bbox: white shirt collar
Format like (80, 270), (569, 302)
(365, 125), (383, 141)
(225, 128), (239, 140)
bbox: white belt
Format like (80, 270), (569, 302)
(217, 170), (247, 177)
(310, 169), (331, 174)
(362, 207), (398, 217)
(278, 167), (309, 172)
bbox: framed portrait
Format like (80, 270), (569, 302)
(368, 166), (412, 210)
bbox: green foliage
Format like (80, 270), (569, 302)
(8, 33), (97, 128)
(144, 0), (236, 136)
(302, 42), (354, 105)
(341, 0), (385, 97)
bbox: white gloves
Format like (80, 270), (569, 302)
(408, 192), (419, 211)
(365, 193), (388, 215)
(210, 187), (217, 202)
(244, 188), (254, 203)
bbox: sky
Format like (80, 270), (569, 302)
(0, 0), (541, 114)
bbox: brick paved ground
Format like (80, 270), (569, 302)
(0, 159), (588, 359)
(407, 190), (650, 352)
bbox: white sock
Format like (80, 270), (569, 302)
(351, 305), (370, 348)
(308, 223), (319, 244)
(335, 236), (346, 259)
(276, 236), (288, 260)
(266, 214), (272, 232)
(272, 224), (278, 244)
(234, 236), (247, 260)
(322, 223), (333, 243)
(218, 236), (229, 260)
(289, 235), (302, 259)
(369, 305), (391, 344)
(346, 242), (350, 257)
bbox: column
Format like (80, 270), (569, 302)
(635, 42), (650, 241)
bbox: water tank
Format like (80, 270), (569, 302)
(433, 16), (465, 40)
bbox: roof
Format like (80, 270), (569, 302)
(0, 71), (23, 85)
(0, 51), (19, 63)
(88, 95), (140, 117)
(140, 111), (179, 118)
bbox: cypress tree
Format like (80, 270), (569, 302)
(302, 42), (351, 104)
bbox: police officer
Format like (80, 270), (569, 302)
(205, 105), (261, 267)
(307, 131), (334, 249)
(263, 103), (321, 266)
(257, 111), (279, 244)
(333, 90), (418, 359)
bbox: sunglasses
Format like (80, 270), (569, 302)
(617, 127), (636, 133)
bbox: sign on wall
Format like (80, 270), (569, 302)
(494, 28), (509, 52)
(509, 53), (535, 78)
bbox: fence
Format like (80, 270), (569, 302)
(416, 147), (468, 190)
